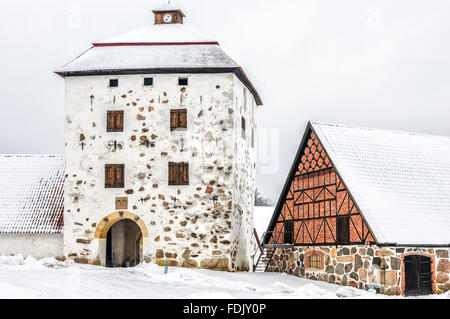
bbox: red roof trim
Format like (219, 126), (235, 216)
(92, 42), (219, 47)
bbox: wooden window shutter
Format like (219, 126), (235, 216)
(178, 109), (187, 129)
(168, 162), (176, 185)
(107, 111), (124, 132)
(336, 215), (350, 244)
(170, 110), (178, 131)
(181, 162), (189, 185)
(168, 162), (189, 185)
(107, 111), (115, 132)
(105, 164), (124, 188)
(115, 111), (124, 132)
(115, 164), (125, 188)
(105, 165), (115, 188)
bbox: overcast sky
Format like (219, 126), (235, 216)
(1, 0), (450, 202)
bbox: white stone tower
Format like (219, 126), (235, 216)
(56, 4), (262, 271)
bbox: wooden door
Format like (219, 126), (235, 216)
(404, 255), (432, 296)
(284, 221), (294, 244)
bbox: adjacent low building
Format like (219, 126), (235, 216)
(263, 121), (450, 296)
(0, 155), (64, 259)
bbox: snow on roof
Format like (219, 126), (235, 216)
(311, 121), (450, 245)
(55, 15), (263, 106)
(152, 3), (183, 13)
(56, 44), (238, 73)
(0, 155), (64, 234)
(94, 24), (215, 45)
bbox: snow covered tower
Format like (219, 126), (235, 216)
(55, 4), (262, 271)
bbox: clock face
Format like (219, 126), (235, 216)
(163, 13), (173, 23)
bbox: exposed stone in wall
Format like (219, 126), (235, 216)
(267, 246), (450, 295)
(63, 73), (256, 271)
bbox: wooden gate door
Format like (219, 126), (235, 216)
(404, 255), (432, 296)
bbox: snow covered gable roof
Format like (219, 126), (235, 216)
(55, 7), (263, 105)
(0, 155), (64, 234)
(310, 121), (450, 245)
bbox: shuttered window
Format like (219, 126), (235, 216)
(308, 254), (322, 269)
(170, 109), (187, 131)
(336, 215), (350, 244)
(106, 111), (124, 132)
(284, 220), (294, 244)
(168, 162), (189, 185)
(105, 164), (125, 188)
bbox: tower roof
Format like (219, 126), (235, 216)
(55, 5), (262, 105)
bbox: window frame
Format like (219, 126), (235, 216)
(106, 110), (124, 132)
(307, 254), (323, 269)
(168, 162), (189, 186)
(170, 109), (187, 131)
(178, 77), (188, 86)
(109, 79), (119, 87)
(143, 77), (154, 86)
(336, 215), (350, 245)
(105, 164), (125, 189)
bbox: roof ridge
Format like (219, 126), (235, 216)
(310, 120), (450, 140)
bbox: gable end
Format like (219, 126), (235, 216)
(265, 122), (378, 246)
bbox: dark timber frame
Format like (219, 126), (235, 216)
(264, 122), (378, 246)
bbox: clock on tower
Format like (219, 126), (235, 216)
(153, 5), (185, 24)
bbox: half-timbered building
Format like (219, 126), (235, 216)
(259, 121), (450, 296)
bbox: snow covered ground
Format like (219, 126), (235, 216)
(0, 256), (448, 299)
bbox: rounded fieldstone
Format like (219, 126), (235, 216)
(436, 250), (449, 258)
(354, 254), (363, 271)
(325, 265), (334, 273)
(336, 263), (345, 275)
(390, 257), (401, 270)
(350, 271), (359, 281)
(345, 263), (353, 273)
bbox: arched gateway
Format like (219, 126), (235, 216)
(94, 211), (149, 267)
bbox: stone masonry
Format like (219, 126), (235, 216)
(63, 73), (257, 271)
(267, 245), (450, 295)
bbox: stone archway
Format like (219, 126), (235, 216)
(94, 211), (149, 267)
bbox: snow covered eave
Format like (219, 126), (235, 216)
(54, 66), (263, 106)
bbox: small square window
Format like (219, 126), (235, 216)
(109, 79), (118, 87)
(178, 77), (188, 86)
(144, 77), (153, 86)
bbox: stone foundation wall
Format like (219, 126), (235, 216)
(267, 245), (450, 295)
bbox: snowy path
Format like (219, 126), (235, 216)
(0, 256), (447, 299)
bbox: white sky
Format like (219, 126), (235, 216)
(0, 0), (450, 201)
